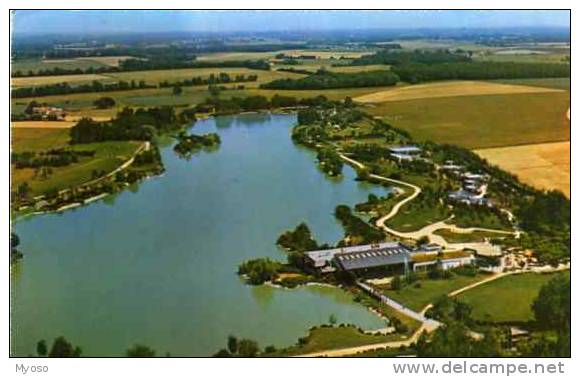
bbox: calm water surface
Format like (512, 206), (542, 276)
(11, 113), (389, 356)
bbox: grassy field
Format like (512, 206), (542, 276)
(490, 77), (570, 90)
(379, 274), (490, 312)
(267, 325), (405, 356)
(457, 271), (569, 323)
(475, 141), (570, 198)
(11, 127), (139, 196)
(367, 91), (570, 149)
(11, 73), (114, 88)
(433, 229), (509, 243)
(354, 80), (562, 103)
(474, 52), (570, 64)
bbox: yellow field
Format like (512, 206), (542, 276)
(11, 121), (76, 129)
(355, 80), (563, 103)
(475, 142), (570, 197)
(196, 51), (279, 61)
(11, 74), (111, 88)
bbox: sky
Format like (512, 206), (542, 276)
(12, 10), (570, 36)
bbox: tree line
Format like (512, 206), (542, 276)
(12, 72), (260, 99)
(11, 58), (271, 78)
(346, 49), (471, 66)
(260, 69), (400, 90)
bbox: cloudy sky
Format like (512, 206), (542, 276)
(12, 10), (570, 35)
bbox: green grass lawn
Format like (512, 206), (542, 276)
(380, 274), (490, 312)
(433, 229), (509, 243)
(457, 271), (570, 323)
(267, 325), (406, 356)
(385, 199), (450, 232)
(367, 91), (570, 149)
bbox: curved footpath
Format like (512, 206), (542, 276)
(339, 154), (518, 249)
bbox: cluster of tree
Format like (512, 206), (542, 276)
(316, 147), (343, 176)
(517, 190), (570, 235)
(173, 132), (221, 156)
(69, 107), (179, 144)
(276, 67), (314, 75)
(276, 222), (320, 252)
(392, 62), (570, 83)
(133, 148), (161, 167)
(237, 258), (284, 285)
(261, 69), (400, 90)
(35, 336), (82, 357)
(158, 73), (258, 89)
(213, 335), (262, 357)
(347, 49), (471, 66)
(12, 149), (95, 169)
(10, 233), (23, 264)
(334, 204), (385, 245)
(12, 79), (155, 98)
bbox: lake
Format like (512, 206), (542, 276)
(11, 113), (389, 356)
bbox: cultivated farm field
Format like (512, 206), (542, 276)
(366, 91), (570, 149)
(11, 73), (113, 88)
(354, 80), (562, 103)
(476, 141), (570, 197)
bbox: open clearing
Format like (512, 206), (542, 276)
(367, 91), (570, 149)
(11, 121), (76, 129)
(475, 141), (570, 197)
(458, 271), (569, 323)
(355, 80), (563, 103)
(11, 73), (112, 87)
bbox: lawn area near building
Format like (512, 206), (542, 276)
(432, 229), (508, 243)
(266, 325), (405, 356)
(378, 273), (491, 312)
(457, 271), (570, 323)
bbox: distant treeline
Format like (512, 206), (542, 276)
(12, 72), (258, 98)
(260, 70), (400, 90)
(12, 80), (155, 98)
(158, 73), (257, 89)
(196, 94), (338, 115)
(260, 61), (570, 89)
(11, 58), (271, 78)
(392, 62), (570, 83)
(346, 49), (471, 66)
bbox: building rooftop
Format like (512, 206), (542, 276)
(389, 145), (422, 154)
(334, 243), (411, 271)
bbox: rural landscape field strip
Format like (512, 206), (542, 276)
(354, 80), (563, 103)
(475, 141), (570, 197)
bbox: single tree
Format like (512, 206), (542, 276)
(36, 340), (47, 357)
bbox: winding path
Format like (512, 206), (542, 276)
(339, 154), (517, 248)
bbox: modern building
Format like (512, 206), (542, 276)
(389, 145), (422, 162)
(305, 242), (412, 274)
(411, 250), (475, 272)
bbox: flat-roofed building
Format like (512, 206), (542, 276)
(305, 242), (412, 273)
